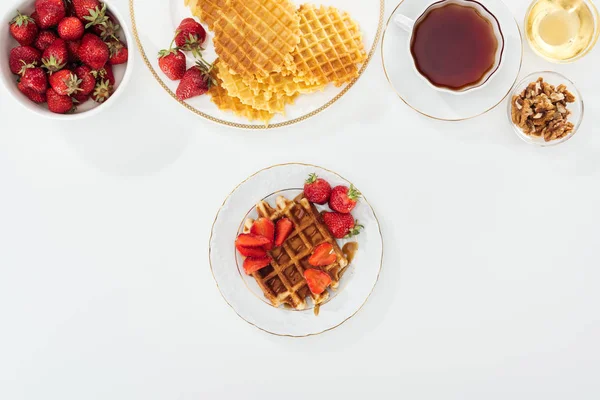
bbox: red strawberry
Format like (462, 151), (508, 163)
(46, 87), (74, 113)
(78, 33), (108, 70)
(243, 257), (271, 275)
(235, 242), (268, 258)
(158, 48), (186, 81)
(304, 269), (332, 295)
(176, 63), (212, 100)
(42, 38), (68, 72)
(329, 185), (361, 214)
(250, 218), (275, 249)
(175, 18), (207, 57)
(58, 17), (84, 40)
(308, 243), (337, 267)
(34, 30), (57, 51)
(274, 218), (293, 247)
(72, 92), (90, 104)
(9, 46), (41, 75)
(91, 13), (119, 39)
(73, 65), (95, 95)
(35, 0), (66, 29)
(30, 11), (40, 25)
(49, 69), (82, 96)
(304, 174), (332, 205)
(10, 11), (39, 46)
(235, 233), (271, 248)
(107, 39), (128, 65)
(19, 65), (48, 93)
(322, 212), (362, 239)
(91, 79), (112, 103)
(73, 0), (107, 27)
(91, 64), (114, 85)
(18, 84), (47, 103)
(66, 39), (81, 62)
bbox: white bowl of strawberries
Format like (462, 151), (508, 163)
(0, 0), (133, 119)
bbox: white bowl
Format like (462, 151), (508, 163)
(0, 0), (134, 120)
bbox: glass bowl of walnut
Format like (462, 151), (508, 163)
(508, 71), (583, 146)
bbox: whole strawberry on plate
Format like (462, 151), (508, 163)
(176, 60), (214, 100)
(304, 173), (331, 205)
(322, 212), (362, 239)
(329, 185), (361, 214)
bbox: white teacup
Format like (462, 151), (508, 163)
(394, 0), (505, 95)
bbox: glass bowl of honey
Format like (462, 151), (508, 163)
(525, 0), (599, 63)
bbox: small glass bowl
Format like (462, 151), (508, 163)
(507, 71), (584, 147)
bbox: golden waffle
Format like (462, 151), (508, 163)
(244, 194), (348, 310)
(209, 60), (274, 124)
(291, 5), (367, 87)
(184, 0), (227, 30)
(244, 67), (325, 98)
(216, 62), (298, 114)
(212, 0), (300, 79)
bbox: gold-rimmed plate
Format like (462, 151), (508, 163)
(209, 163), (383, 337)
(382, 0), (523, 121)
(129, 0), (384, 130)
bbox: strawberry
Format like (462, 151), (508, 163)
(72, 0), (107, 26)
(308, 243), (337, 267)
(34, 30), (57, 51)
(158, 48), (186, 81)
(322, 212), (362, 239)
(304, 173), (331, 205)
(78, 33), (108, 70)
(175, 18), (207, 57)
(73, 65), (95, 95)
(46, 87), (74, 113)
(243, 257), (271, 275)
(35, 0), (66, 29)
(107, 39), (128, 65)
(49, 69), (82, 96)
(250, 218), (275, 249)
(30, 11), (40, 26)
(235, 233), (271, 248)
(18, 84), (47, 103)
(329, 185), (361, 214)
(304, 269), (332, 295)
(72, 92), (90, 104)
(66, 39), (81, 62)
(235, 242), (268, 258)
(91, 79), (112, 103)
(58, 17), (84, 40)
(274, 218), (293, 247)
(91, 64), (114, 85)
(42, 38), (68, 72)
(19, 65), (48, 94)
(10, 11), (39, 46)
(91, 13), (119, 39)
(9, 46), (41, 74)
(176, 62), (212, 100)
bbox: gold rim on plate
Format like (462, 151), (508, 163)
(208, 163), (384, 337)
(381, 0), (524, 122)
(129, 0), (385, 130)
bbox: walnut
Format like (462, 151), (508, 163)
(511, 77), (576, 142)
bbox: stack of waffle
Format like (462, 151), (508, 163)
(243, 194), (349, 310)
(185, 0), (367, 124)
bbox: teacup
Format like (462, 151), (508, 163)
(394, 0), (505, 94)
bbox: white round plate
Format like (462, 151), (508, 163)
(382, 0), (523, 121)
(129, 0), (384, 129)
(209, 164), (383, 336)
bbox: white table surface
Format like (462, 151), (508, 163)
(1, 0), (599, 398)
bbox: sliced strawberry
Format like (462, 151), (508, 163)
(250, 218), (274, 249)
(274, 218), (293, 247)
(235, 242), (267, 258)
(308, 243), (336, 267)
(235, 233), (270, 248)
(243, 257), (271, 275)
(304, 269), (332, 295)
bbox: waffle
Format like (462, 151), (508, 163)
(245, 66), (325, 98)
(291, 5), (367, 87)
(212, 0), (300, 79)
(244, 194), (349, 310)
(209, 60), (274, 123)
(216, 62), (298, 114)
(185, 0), (227, 30)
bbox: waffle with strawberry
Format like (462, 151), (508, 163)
(241, 194), (348, 310)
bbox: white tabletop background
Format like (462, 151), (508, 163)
(1, 0), (599, 398)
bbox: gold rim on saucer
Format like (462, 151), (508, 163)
(381, 0), (524, 122)
(129, 0), (385, 130)
(208, 163), (384, 337)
